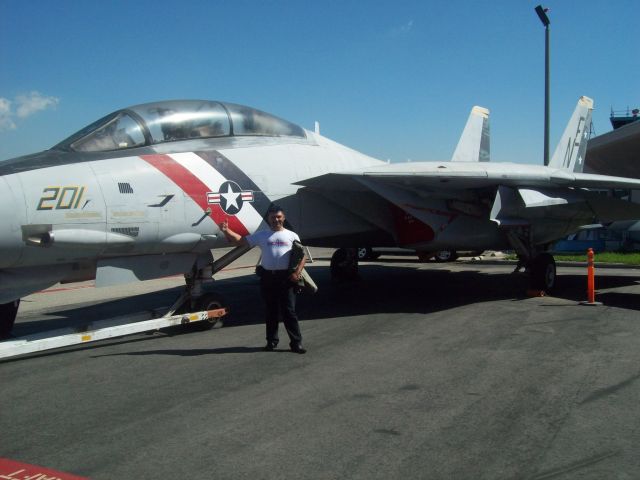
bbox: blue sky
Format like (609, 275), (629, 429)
(1, 0), (637, 164)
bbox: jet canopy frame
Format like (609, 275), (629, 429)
(52, 100), (306, 153)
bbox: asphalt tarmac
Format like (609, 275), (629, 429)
(2, 250), (640, 479)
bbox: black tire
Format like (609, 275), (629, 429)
(194, 293), (226, 330)
(434, 249), (458, 262)
(330, 248), (359, 281)
(356, 247), (372, 260)
(0, 300), (20, 339)
(530, 253), (556, 292)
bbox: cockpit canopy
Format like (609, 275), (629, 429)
(53, 100), (306, 153)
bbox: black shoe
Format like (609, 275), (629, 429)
(264, 343), (277, 351)
(290, 344), (307, 354)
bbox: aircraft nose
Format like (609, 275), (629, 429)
(0, 176), (25, 268)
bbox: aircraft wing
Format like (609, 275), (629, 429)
(295, 162), (640, 239)
(296, 162), (640, 192)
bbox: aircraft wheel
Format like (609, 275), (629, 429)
(194, 292), (226, 330)
(0, 299), (20, 339)
(434, 249), (458, 262)
(356, 247), (373, 260)
(330, 248), (359, 281)
(530, 253), (556, 292)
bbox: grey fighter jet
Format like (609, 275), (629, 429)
(1, 97), (640, 337)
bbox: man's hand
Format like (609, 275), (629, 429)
(219, 218), (247, 246)
(289, 271), (301, 283)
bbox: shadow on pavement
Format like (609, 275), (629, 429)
(12, 263), (640, 339)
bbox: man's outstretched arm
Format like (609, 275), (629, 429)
(219, 219), (249, 247)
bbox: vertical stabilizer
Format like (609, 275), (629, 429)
(549, 96), (593, 172)
(451, 106), (490, 162)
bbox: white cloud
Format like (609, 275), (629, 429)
(15, 91), (59, 118)
(400, 20), (414, 33)
(0, 98), (16, 131)
(390, 20), (414, 37)
(0, 91), (59, 132)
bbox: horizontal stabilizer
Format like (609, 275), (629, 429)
(451, 106), (490, 162)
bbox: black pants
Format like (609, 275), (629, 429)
(260, 271), (302, 347)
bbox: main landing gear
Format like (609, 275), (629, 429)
(529, 252), (556, 292)
(434, 249), (459, 263)
(0, 300), (20, 339)
(330, 248), (359, 281)
(505, 227), (557, 293)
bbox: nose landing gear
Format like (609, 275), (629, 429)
(0, 300), (20, 339)
(164, 245), (252, 329)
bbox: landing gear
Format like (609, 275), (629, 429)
(504, 226), (556, 293)
(330, 248), (359, 281)
(168, 264), (224, 330)
(434, 249), (458, 263)
(530, 253), (556, 292)
(357, 247), (372, 260)
(356, 247), (380, 260)
(164, 250), (232, 328)
(0, 300), (20, 339)
(193, 292), (226, 330)
(166, 244), (253, 327)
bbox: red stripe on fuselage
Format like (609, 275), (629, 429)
(140, 154), (249, 235)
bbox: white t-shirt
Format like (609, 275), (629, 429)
(246, 228), (300, 271)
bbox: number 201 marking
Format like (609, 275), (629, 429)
(37, 186), (86, 210)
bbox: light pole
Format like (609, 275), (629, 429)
(535, 5), (551, 166)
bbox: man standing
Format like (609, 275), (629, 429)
(219, 205), (307, 354)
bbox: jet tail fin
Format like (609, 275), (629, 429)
(451, 106), (490, 162)
(549, 96), (593, 172)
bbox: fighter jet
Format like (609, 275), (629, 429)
(1, 96), (640, 337)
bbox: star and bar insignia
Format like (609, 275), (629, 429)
(207, 180), (254, 215)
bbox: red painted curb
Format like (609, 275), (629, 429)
(0, 458), (89, 480)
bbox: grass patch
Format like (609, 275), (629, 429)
(554, 252), (640, 265)
(505, 252), (640, 265)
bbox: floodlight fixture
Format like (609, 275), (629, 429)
(535, 5), (550, 27)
